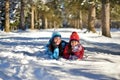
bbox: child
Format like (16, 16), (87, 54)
(46, 31), (68, 59)
(63, 31), (84, 60)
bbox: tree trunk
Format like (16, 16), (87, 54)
(74, 19), (76, 28)
(31, 4), (35, 30)
(79, 10), (83, 29)
(34, 8), (38, 29)
(49, 22), (52, 28)
(102, 0), (111, 37)
(20, 0), (25, 30)
(88, 1), (96, 33)
(77, 19), (79, 29)
(5, 0), (10, 32)
(44, 17), (48, 29)
(75, 19), (77, 28)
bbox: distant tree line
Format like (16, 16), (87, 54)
(0, 0), (120, 37)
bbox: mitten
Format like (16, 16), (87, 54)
(72, 44), (82, 52)
(50, 47), (59, 59)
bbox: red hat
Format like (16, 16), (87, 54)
(70, 31), (80, 42)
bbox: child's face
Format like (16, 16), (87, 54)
(71, 40), (79, 47)
(54, 37), (61, 45)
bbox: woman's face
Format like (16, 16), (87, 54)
(54, 37), (61, 45)
(71, 40), (79, 47)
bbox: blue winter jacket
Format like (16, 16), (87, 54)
(46, 40), (68, 59)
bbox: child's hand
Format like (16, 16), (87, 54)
(72, 46), (78, 52)
(72, 44), (82, 52)
(50, 48), (59, 59)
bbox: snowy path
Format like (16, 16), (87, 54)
(0, 28), (120, 80)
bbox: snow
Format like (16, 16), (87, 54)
(0, 28), (120, 80)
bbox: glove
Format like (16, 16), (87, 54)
(50, 48), (59, 59)
(72, 44), (82, 52)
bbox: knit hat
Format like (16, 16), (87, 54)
(70, 31), (80, 42)
(52, 31), (61, 39)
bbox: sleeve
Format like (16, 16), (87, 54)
(73, 45), (84, 59)
(61, 40), (68, 48)
(46, 38), (52, 47)
(46, 46), (59, 59)
(63, 45), (70, 59)
(45, 46), (52, 55)
(51, 47), (59, 59)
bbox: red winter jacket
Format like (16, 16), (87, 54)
(63, 44), (84, 60)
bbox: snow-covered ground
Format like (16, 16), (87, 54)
(0, 28), (120, 80)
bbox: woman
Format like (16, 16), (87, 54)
(46, 31), (68, 59)
(63, 31), (84, 60)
